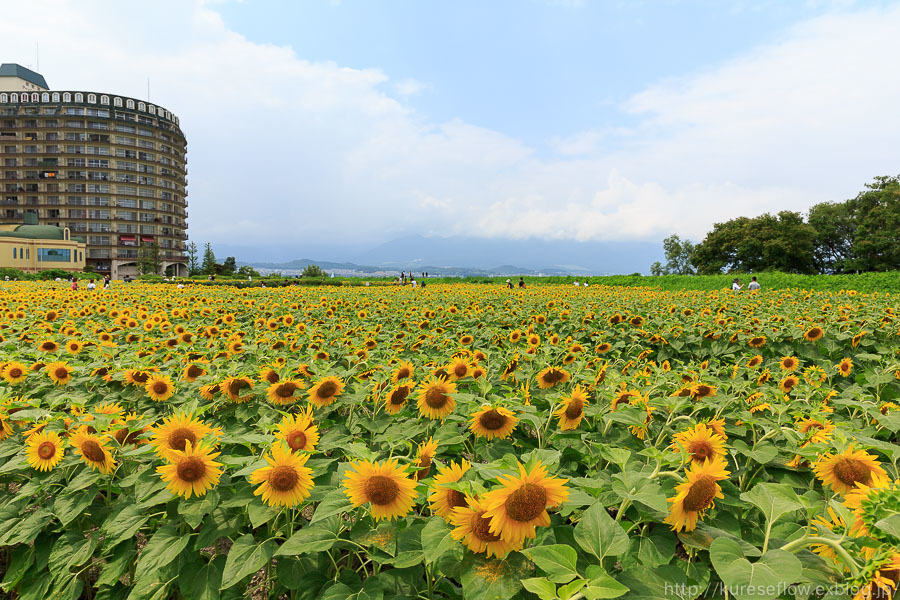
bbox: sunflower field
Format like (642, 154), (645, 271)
(0, 282), (899, 600)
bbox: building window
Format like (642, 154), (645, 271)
(41, 93), (49, 102)
(52, 92), (60, 102)
(74, 93), (83, 103)
(126, 99), (135, 109)
(114, 97), (122, 107)
(38, 248), (71, 262)
(101, 95), (109, 105)
(88, 94), (96, 104)
(1, 93), (8, 103)
(12, 248), (16, 259)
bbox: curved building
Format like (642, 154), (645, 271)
(0, 63), (187, 278)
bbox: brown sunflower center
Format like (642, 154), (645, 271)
(317, 381), (338, 399)
(390, 387), (410, 405)
(689, 441), (715, 462)
(748, 357), (762, 367)
(168, 427), (198, 452)
(132, 372), (149, 383)
(228, 379), (248, 395)
(479, 410), (507, 431)
(8, 367), (22, 378)
(396, 367), (411, 380)
(187, 365), (203, 378)
(276, 383), (297, 398)
(286, 430), (307, 450)
(54, 367), (69, 379)
(41, 342), (57, 351)
(447, 489), (468, 510)
(682, 475), (718, 512)
(504, 483), (547, 523)
(565, 399), (584, 420)
(454, 364), (468, 377)
(542, 370), (564, 384)
(695, 385), (712, 397)
(266, 371), (280, 384)
(152, 381), (169, 395)
(176, 457), (206, 482)
(37, 441), (56, 460)
(364, 475), (400, 506)
(832, 458), (872, 487)
(472, 513), (502, 542)
(268, 465), (299, 492)
(425, 387), (450, 409)
(81, 440), (106, 463)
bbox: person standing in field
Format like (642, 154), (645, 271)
(731, 278), (743, 291)
(748, 276), (760, 290)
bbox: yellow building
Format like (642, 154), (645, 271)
(0, 214), (85, 273)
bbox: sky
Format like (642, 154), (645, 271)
(2, 0), (899, 258)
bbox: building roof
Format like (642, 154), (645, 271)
(0, 224), (84, 243)
(0, 63), (49, 89)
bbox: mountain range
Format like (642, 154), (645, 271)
(223, 235), (664, 276)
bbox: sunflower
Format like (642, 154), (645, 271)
(447, 357), (471, 381)
(536, 366), (571, 389)
(383, 382), (415, 415)
(844, 478), (898, 539)
(797, 418), (834, 445)
(69, 426), (116, 474)
(500, 355), (519, 381)
(343, 458), (418, 521)
(690, 383), (717, 399)
(150, 412), (216, 459)
(836, 358), (853, 377)
(428, 460), (472, 521)
(221, 377), (254, 403)
(274, 408), (319, 452)
(804, 326), (824, 342)
(779, 375), (800, 394)
(199, 383), (219, 401)
(93, 401), (124, 417)
(450, 495), (523, 558)
(482, 461), (569, 545)
(469, 406), (518, 440)
(124, 369), (153, 386)
(259, 367), (280, 385)
(37, 339), (59, 352)
(157, 442), (223, 499)
(848, 552), (900, 600)
(267, 380), (306, 406)
(307, 376), (345, 408)
(65, 340), (84, 354)
(249, 444), (315, 508)
(1, 361), (28, 384)
(814, 446), (888, 496)
(779, 356), (799, 371)
(414, 437), (439, 480)
(391, 361), (414, 383)
(746, 355), (763, 368)
(182, 364), (206, 382)
(111, 413), (150, 446)
(45, 362), (73, 385)
(554, 386), (589, 431)
(747, 336), (766, 348)
(0, 413), (13, 441)
(672, 424), (727, 464)
(664, 456), (730, 532)
(145, 375), (175, 402)
(417, 376), (457, 420)
(25, 430), (65, 472)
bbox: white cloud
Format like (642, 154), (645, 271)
(2, 1), (898, 248)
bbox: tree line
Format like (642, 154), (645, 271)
(651, 175), (900, 275)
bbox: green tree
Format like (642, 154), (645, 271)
(692, 212), (816, 274)
(302, 264), (326, 278)
(237, 265), (260, 278)
(846, 175), (900, 272)
(662, 234), (695, 274)
(650, 261), (664, 276)
(222, 256), (237, 275)
(201, 243), (216, 276)
(138, 242), (162, 276)
(186, 241), (199, 275)
(808, 201), (855, 273)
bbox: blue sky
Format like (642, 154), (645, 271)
(2, 0), (899, 258)
(216, 0), (865, 151)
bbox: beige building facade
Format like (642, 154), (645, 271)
(0, 63), (188, 278)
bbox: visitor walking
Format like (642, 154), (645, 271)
(87, 279), (96, 290)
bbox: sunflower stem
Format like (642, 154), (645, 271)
(780, 536), (860, 577)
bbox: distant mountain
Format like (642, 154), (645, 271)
(230, 235), (664, 276)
